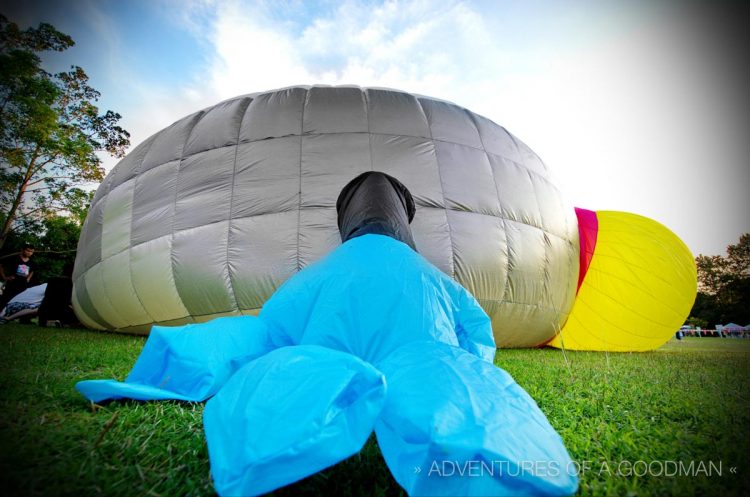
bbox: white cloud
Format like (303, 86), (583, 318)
(206, 1), (313, 96)
(108, 0), (747, 256)
(177, 0), (517, 99)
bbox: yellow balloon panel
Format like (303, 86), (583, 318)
(548, 211), (696, 351)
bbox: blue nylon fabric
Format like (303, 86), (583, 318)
(75, 235), (577, 496)
(260, 235), (497, 365)
(203, 345), (387, 497)
(375, 341), (579, 496)
(76, 316), (271, 402)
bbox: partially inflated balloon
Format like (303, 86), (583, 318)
(71, 85), (696, 351)
(72, 85), (579, 347)
(548, 210), (697, 351)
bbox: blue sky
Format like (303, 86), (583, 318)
(5, 0), (749, 256)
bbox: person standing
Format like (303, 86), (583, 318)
(0, 243), (36, 310)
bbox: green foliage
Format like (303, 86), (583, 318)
(2, 211), (84, 282)
(685, 316), (708, 329)
(0, 13), (129, 250)
(691, 234), (750, 327)
(1, 326), (748, 496)
(726, 234), (750, 277)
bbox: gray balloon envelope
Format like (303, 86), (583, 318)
(72, 85), (579, 347)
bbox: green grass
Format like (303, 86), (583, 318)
(1, 324), (748, 496)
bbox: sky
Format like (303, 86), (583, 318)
(5, 0), (749, 257)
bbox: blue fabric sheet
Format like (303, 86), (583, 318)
(259, 234), (497, 365)
(76, 316), (270, 402)
(76, 235), (578, 496)
(375, 341), (578, 496)
(204, 345), (387, 496)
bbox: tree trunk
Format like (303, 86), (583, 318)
(0, 153), (37, 251)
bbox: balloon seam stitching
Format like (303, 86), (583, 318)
(465, 110), (511, 307)
(73, 207), (107, 327)
(418, 97), (455, 279)
(122, 183), (155, 326)
(90, 260), (128, 328)
(364, 90), (375, 175)
(571, 292), (674, 343)
(87, 182), (130, 328)
(524, 169), (552, 313)
(122, 141), (160, 326)
(169, 111), (206, 319)
(296, 89), (309, 272)
(224, 97), (254, 314)
(477, 297), (565, 309)
(74, 271), (108, 329)
(111, 307), (263, 332)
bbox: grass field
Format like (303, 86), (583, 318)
(1, 323), (748, 496)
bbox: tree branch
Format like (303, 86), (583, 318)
(26, 175), (79, 187)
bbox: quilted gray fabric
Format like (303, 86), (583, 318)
(73, 85), (579, 347)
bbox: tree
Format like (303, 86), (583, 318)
(690, 234), (750, 327)
(695, 254), (730, 295)
(0, 14), (129, 251)
(726, 233), (750, 277)
(1, 211), (84, 282)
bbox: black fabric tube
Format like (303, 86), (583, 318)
(336, 171), (417, 251)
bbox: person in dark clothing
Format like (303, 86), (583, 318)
(37, 262), (77, 327)
(0, 243), (35, 310)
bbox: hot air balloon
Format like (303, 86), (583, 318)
(547, 208), (697, 351)
(72, 85), (696, 351)
(72, 85), (580, 347)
